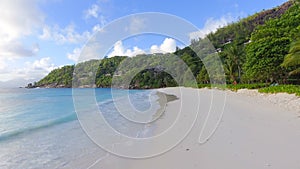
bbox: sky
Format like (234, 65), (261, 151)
(0, 0), (288, 87)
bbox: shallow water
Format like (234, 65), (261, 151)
(0, 88), (160, 169)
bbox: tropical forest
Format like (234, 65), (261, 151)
(29, 0), (300, 95)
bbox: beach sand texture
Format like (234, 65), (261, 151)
(88, 87), (300, 169)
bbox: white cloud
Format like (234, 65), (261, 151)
(108, 41), (145, 57)
(108, 38), (177, 57)
(189, 15), (235, 40)
(85, 4), (100, 19)
(0, 57), (56, 82)
(41, 22), (108, 63)
(0, 0), (43, 58)
(92, 24), (105, 33)
(30, 57), (56, 73)
(0, 0), (43, 42)
(67, 47), (82, 62)
(83, 3), (107, 27)
(0, 42), (39, 58)
(80, 42), (103, 62)
(0, 0), (43, 84)
(68, 40), (105, 63)
(39, 26), (51, 40)
(0, 0), (109, 83)
(150, 38), (177, 54)
(0, 58), (8, 71)
(39, 24), (91, 44)
(39, 22), (108, 45)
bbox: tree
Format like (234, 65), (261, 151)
(282, 38), (300, 75)
(243, 4), (300, 82)
(223, 44), (245, 82)
(243, 36), (290, 82)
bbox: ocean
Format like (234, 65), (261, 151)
(0, 88), (161, 169)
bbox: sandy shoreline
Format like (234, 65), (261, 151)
(86, 87), (300, 169)
(234, 89), (300, 113)
(152, 91), (178, 121)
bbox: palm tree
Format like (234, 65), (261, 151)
(282, 39), (300, 75)
(224, 54), (236, 82)
(223, 45), (245, 82)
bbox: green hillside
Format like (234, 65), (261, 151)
(29, 0), (300, 89)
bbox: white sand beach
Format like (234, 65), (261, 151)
(88, 87), (300, 169)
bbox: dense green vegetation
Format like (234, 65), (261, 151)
(258, 85), (300, 96)
(34, 52), (198, 89)
(197, 83), (269, 90)
(69, 57), (127, 88)
(36, 65), (74, 87)
(197, 83), (300, 96)
(196, 0), (298, 84)
(282, 38), (300, 75)
(130, 68), (178, 89)
(243, 3), (300, 83)
(110, 53), (197, 89)
(30, 0), (300, 95)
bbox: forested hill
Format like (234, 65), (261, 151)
(205, 0), (293, 49)
(28, 0), (300, 89)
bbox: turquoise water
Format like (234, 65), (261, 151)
(0, 88), (158, 169)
